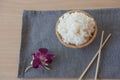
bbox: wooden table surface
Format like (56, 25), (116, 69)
(0, 0), (120, 80)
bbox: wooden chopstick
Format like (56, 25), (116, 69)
(79, 33), (111, 80)
(95, 31), (104, 80)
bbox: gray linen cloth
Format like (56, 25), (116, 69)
(18, 8), (120, 78)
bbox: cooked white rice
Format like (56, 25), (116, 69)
(57, 12), (95, 45)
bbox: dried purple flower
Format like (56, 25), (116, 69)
(25, 48), (55, 72)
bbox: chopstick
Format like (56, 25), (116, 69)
(79, 33), (111, 80)
(95, 31), (104, 80)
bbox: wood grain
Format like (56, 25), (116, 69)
(0, 0), (120, 80)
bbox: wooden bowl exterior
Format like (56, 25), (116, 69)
(56, 10), (97, 48)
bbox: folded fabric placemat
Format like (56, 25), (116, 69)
(18, 8), (120, 78)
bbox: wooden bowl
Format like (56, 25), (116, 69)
(55, 10), (97, 48)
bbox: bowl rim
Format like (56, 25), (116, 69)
(55, 10), (98, 48)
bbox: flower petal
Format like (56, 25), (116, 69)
(35, 51), (41, 57)
(39, 48), (48, 55)
(32, 51), (41, 58)
(45, 54), (55, 64)
(32, 58), (41, 68)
